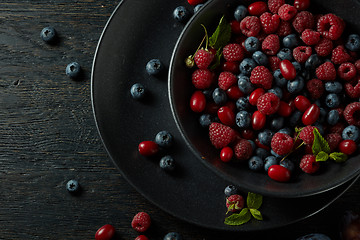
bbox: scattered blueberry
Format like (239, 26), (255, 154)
(287, 76), (305, 93)
(278, 128), (292, 136)
(66, 179), (80, 193)
(292, 61), (302, 74)
(130, 83), (146, 100)
(234, 5), (248, 22)
(237, 75), (254, 94)
(282, 34), (299, 48)
(271, 149), (283, 158)
(325, 93), (340, 108)
(289, 110), (302, 127)
(342, 125), (360, 142)
(305, 54), (322, 70)
(66, 62), (82, 79)
(236, 111), (251, 128)
(345, 34), (360, 52)
(146, 59), (163, 75)
(193, 4), (204, 14)
(164, 232), (183, 240)
(224, 185), (239, 197)
(212, 88), (227, 105)
(244, 37), (260, 53)
(280, 159), (295, 172)
(159, 155), (175, 171)
(268, 87), (283, 99)
(236, 96), (250, 110)
(40, 26), (57, 43)
(202, 89), (213, 100)
(248, 140), (256, 151)
(264, 156), (279, 172)
(318, 107), (327, 123)
(248, 156), (264, 171)
(239, 58), (256, 75)
(155, 130), (173, 148)
(295, 233), (331, 240)
(325, 81), (343, 93)
(314, 122), (325, 135)
(274, 69), (287, 87)
(277, 48), (293, 61)
(199, 114), (212, 127)
(327, 109), (340, 125)
(252, 51), (268, 66)
(255, 148), (270, 160)
(258, 130), (274, 146)
(173, 6), (190, 22)
(270, 116), (284, 130)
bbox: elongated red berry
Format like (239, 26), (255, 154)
(302, 104), (320, 125)
(249, 88), (265, 105)
(248, 1), (268, 16)
(279, 59), (296, 80)
(268, 165), (291, 182)
(294, 95), (311, 112)
(252, 110), (266, 130)
(187, 0), (205, 5)
(220, 146), (234, 162)
(294, 0), (310, 10)
(95, 224), (115, 240)
(277, 101), (293, 117)
(190, 90), (206, 112)
(339, 140), (357, 155)
(218, 106), (235, 126)
(138, 141), (159, 156)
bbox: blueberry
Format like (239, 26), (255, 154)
(277, 48), (293, 61)
(146, 59), (163, 75)
(237, 75), (254, 94)
(325, 93), (340, 108)
(66, 179), (80, 193)
(282, 34), (299, 48)
(305, 54), (322, 70)
(301, 69), (313, 80)
(274, 69), (287, 87)
(212, 88), (227, 105)
(325, 81), (343, 93)
(270, 116), (284, 130)
(160, 155), (175, 171)
(40, 26), (57, 43)
(280, 159), (295, 172)
(164, 232), (183, 240)
(248, 156), (264, 171)
(252, 51), (268, 66)
(234, 5), (248, 22)
(258, 130), (274, 146)
(313, 122), (325, 135)
(278, 128), (292, 136)
(236, 111), (251, 128)
(268, 87), (283, 99)
(345, 34), (360, 52)
(173, 6), (190, 22)
(130, 83), (146, 100)
(66, 62), (82, 79)
(287, 76), (304, 93)
(256, 148), (270, 160)
(327, 109), (340, 125)
(244, 37), (260, 53)
(193, 4), (204, 13)
(295, 233), (331, 240)
(236, 96), (250, 110)
(202, 89), (213, 100)
(224, 185), (239, 197)
(155, 131), (173, 148)
(248, 140), (256, 151)
(289, 110), (302, 127)
(264, 156), (279, 172)
(318, 107), (327, 123)
(292, 61), (302, 74)
(239, 58), (257, 75)
(199, 114), (212, 127)
(271, 149), (283, 158)
(342, 125), (360, 142)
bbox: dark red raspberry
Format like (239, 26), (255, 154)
(226, 194), (245, 212)
(355, 59), (360, 72)
(315, 62), (336, 81)
(314, 38), (333, 57)
(260, 12), (280, 34)
(293, 46), (312, 63)
(299, 125), (317, 145)
(218, 71), (237, 90)
(278, 4), (297, 21)
(317, 13), (344, 40)
(271, 132), (294, 156)
(230, 20), (242, 35)
(301, 29), (321, 45)
(268, 56), (281, 71)
(257, 92), (280, 115)
(300, 154), (320, 174)
(223, 43), (245, 62)
(276, 20), (293, 37)
(191, 69), (214, 89)
(194, 49), (214, 69)
(331, 45), (351, 65)
(268, 0), (285, 13)
(345, 77), (360, 99)
(262, 34), (280, 55)
(330, 122), (345, 135)
(306, 78), (324, 100)
(250, 66), (273, 89)
(240, 16), (261, 37)
(344, 102), (360, 126)
(131, 212), (151, 232)
(337, 62), (357, 81)
(209, 122), (236, 149)
(292, 11), (315, 33)
(233, 139), (253, 162)
(325, 133), (342, 152)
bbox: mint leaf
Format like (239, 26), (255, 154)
(316, 151), (329, 162)
(312, 128), (330, 155)
(224, 208), (251, 226)
(329, 152), (348, 163)
(247, 192), (263, 210)
(209, 51), (223, 70)
(249, 208), (263, 221)
(209, 16), (231, 50)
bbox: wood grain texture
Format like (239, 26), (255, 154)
(0, 1), (359, 239)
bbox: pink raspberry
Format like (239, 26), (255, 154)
(325, 133), (342, 152)
(191, 69), (214, 89)
(271, 132), (294, 156)
(226, 194), (245, 213)
(276, 20), (293, 37)
(209, 122), (236, 149)
(337, 62), (357, 81)
(260, 12), (280, 34)
(314, 38), (333, 57)
(250, 66), (273, 89)
(299, 126), (317, 145)
(278, 4), (297, 21)
(300, 154), (320, 174)
(194, 49), (214, 69)
(131, 212), (151, 232)
(293, 46), (312, 63)
(268, 0), (285, 13)
(315, 62), (336, 81)
(306, 78), (324, 100)
(331, 45), (351, 65)
(301, 29), (321, 45)
(223, 43), (245, 62)
(218, 71), (237, 90)
(262, 34), (280, 56)
(233, 139), (253, 162)
(292, 11), (315, 33)
(240, 16), (261, 37)
(257, 92), (280, 115)
(344, 102), (360, 126)
(317, 13), (344, 40)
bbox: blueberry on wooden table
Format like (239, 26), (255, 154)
(40, 26), (57, 43)
(66, 62), (82, 79)
(173, 6), (190, 23)
(66, 179), (79, 193)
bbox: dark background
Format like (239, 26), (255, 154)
(0, 0), (359, 239)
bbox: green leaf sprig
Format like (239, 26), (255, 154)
(224, 192), (263, 226)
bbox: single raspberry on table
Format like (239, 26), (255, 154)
(191, 69), (214, 89)
(233, 139), (253, 161)
(292, 11), (315, 33)
(268, 0), (285, 14)
(131, 212), (151, 232)
(250, 66), (273, 89)
(317, 13), (344, 40)
(331, 45), (351, 65)
(271, 132), (294, 156)
(278, 4), (297, 21)
(314, 38), (333, 57)
(301, 29), (321, 45)
(260, 12), (280, 34)
(218, 71), (237, 90)
(262, 34), (280, 55)
(337, 62), (357, 81)
(293, 46), (312, 63)
(325, 133), (342, 152)
(276, 20), (293, 37)
(315, 62), (336, 81)
(344, 102), (360, 126)
(223, 43), (245, 62)
(209, 122), (236, 149)
(240, 16), (261, 37)
(257, 92), (280, 115)
(300, 154), (320, 174)
(306, 78), (324, 100)
(194, 49), (214, 69)
(299, 125), (318, 145)
(226, 194), (245, 212)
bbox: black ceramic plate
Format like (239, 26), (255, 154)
(91, 0), (359, 231)
(169, 0), (360, 198)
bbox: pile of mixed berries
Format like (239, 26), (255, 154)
(187, 0), (360, 182)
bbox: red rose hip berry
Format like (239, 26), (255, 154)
(249, 88), (265, 105)
(248, 1), (268, 16)
(135, 236), (149, 240)
(302, 104), (320, 125)
(138, 141), (159, 156)
(131, 212), (151, 232)
(339, 140), (357, 155)
(220, 146), (234, 162)
(252, 110), (266, 130)
(190, 90), (206, 112)
(279, 59), (296, 80)
(95, 224), (115, 240)
(268, 165), (291, 182)
(217, 106), (235, 126)
(294, 95), (311, 112)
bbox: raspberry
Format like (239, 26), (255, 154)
(260, 12), (280, 34)
(300, 154), (320, 174)
(226, 194), (245, 212)
(315, 62), (336, 81)
(299, 126), (317, 145)
(355, 59), (360, 72)
(209, 122), (236, 149)
(345, 78), (360, 99)
(331, 45), (351, 65)
(293, 46), (312, 63)
(240, 16), (261, 37)
(271, 132), (294, 155)
(306, 78), (324, 100)
(233, 139), (253, 161)
(262, 34), (280, 55)
(292, 11), (315, 33)
(191, 69), (214, 89)
(344, 102), (360, 127)
(314, 38), (333, 57)
(337, 62), (357, 81)
(278, 4), (297, 21)
(301, 29), (321, 45)
(268, 0), (285, 13)
(223, 43), (245, 62)
(325, 133), (342, 152)
(250, 66), (273, 89)
(194, 49), (214, 69)
(330, 122), (345, 135)
(218, 71), (237, 91)
(131, 212), (151, 232)
(276, 20), (293, 37)
(317, 13), (344, 40)
(257, 92), (280, 115)
(268, 56), (281, 71)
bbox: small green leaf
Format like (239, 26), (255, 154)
(316, 151), (329, 162)
(312, 128), (330, 155)
(209, 16), (231, 50)
(224, 208), (251, 226)
(329, 152), (348, 163)
(295, 127), (303, 135)
(249, 208), (263, 221)
(247, 192), (263, 210)
(209, 51), (223, 70)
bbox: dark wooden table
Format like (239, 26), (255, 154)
(0, 1), (359, 239)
